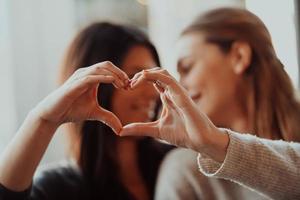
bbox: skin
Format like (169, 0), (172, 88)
(0, 45), (158, 200)
(0, 32), (257, 199)
(176, 32), (255, 133)
(120, 32), (255, 162)
(0, 62), (129, 191)
(112, 45), (158, 200)
(112, 45), (158, 126)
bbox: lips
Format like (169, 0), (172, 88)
(130, 102), (156, 120)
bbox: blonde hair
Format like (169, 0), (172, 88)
(183, 7), (300, 141)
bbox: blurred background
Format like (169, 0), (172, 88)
(0, 0), (299, 164)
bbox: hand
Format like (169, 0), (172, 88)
(31, 61), (129, 134)
(120, 68), (226, 155)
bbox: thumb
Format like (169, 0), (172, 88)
(120, 121), (159, 138)
(94, 108), (123, 134)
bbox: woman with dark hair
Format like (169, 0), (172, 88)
(0, 22), (172, 200)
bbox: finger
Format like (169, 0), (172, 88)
(59, 75), (116, 104)
(153, 82), (164, 93)
(80, 61), (128, 82)
(100, 61), (129, 83)
(130, 72), (143, 84)
(70, 75), (115, 94)
(160, 93), (177, 110)
(130, 67), (161, 83)
(98, 69), (125, 89)
(74, 66), (126, 89)
(96, 108), (123, 134)
(131, 70), (174, 90)
(144, 67), (161, 72)
(119, 121), (159, 137)
(146, 67), (161, 70)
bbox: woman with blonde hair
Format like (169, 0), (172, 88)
(121, 7), (300, 199)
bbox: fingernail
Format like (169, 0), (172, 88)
(130, 79), (137, 87)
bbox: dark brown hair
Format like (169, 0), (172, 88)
(59, 22), (171, 199)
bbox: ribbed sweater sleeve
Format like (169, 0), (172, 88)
(197, 129), (300, 200)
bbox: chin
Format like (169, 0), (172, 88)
(125, 120), (150, 125)
(121, 136), (146, 141)
(125, 116), (151, 124)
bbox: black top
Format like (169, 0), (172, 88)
(0, 140), (173, 200)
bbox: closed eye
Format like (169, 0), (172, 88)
(177, 57), (194, 75)
(177, 63), (193, 75)
(179, 66), (191, 74)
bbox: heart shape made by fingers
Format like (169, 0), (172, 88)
(92, 75), (160, 136)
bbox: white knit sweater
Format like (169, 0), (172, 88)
(155, 130), (300, 200)
(198, 130), (300, 200)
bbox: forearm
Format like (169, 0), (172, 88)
(197, 130), (300, 199)
(0, 110), (58, 191)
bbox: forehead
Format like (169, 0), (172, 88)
(176, 32), (207, 59)
(122, 45), (157, 72)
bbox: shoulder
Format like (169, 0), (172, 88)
(34, 159), (82, 183)
(157, 148), (201, 188)
(155, 148), (204, 200)
(161, 148), (198, 171)
(31, 160), (85, 199)
(140, 138), (174, 154)
(156, 148), (265, 200)
(139, 138), (174, 167)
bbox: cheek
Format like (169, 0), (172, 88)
(113, 90), (135, 106)
(196, 57), (234, 92)
(191, 63), (233, 110)
(111, 91), (133, 118)
(196, 76), (237, 121)
(111, 88), (157, 124)
(188, 64), (212, 90)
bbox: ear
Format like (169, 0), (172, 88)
(230, 41), (252, 75)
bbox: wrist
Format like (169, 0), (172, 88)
(27, 109), (60, 135)
(197, 127), (230, 163)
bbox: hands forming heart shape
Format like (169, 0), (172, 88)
(33, 61), (220, 152)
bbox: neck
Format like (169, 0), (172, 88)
(116, 138), (149, 200)
(116, 137), (145, 183)
(221, 79), (255, 134)
(116, 138), (139, 170)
